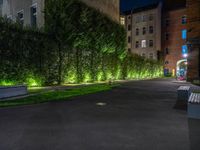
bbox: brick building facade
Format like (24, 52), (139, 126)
(162, 7), (187, 78)
(186, 0), (200, 82)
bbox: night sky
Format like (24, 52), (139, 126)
(120, 0), (186, 12)
(120, 0), (161, 12)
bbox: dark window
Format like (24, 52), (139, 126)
(136, 28), (139, 35)
(135, 41), (139, 48)
(165, 61), (169, 65)
(142, 15), (147, 22)
(165, 33), (169, 40)
(165, 48), (169, 54)
(128, 24), (131, 31)
(143, 27), (146, 35)
(149, 40), (153, 47)
(17, 11), (24, 25)
(128, 36), (131, 43)
(149, 14), (153, 21)
(31, 5), (37, 27)
(149, 53), (153, 59)
(182, 16), (187, 24)
(128, 48), (131, 52)
(165, 19), (170, 26)
(149, 26), (153, 34)
(136, 16), (140, 23)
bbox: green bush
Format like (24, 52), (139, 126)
(0, 0), (163, 86)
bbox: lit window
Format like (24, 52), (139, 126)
(141, 40), (146, 48)
(143, 27), (146, 35)
(31, 4), (37, 27)
(135, 41), (139, 48)
(149, 40), (153, 47)
(182, 29), (187, 39)
(120, 17), (125, 25)
(182, 45), (188, 57)
(182, 16), (187, 24)
(17, 10), (24, 25)
(136, 28), (139, 35)
(149, 26), (153, 34)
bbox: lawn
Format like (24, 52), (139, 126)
(0, 84), (116, 107)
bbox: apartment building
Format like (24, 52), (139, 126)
(1, 0), (45, 27)
(0, 0), (119, 28)
(186, 0), (200, 82)
(121, 2), (162, 60)
(162, 6), (187, 78)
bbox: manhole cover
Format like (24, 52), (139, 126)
(96, 102), (107, 106)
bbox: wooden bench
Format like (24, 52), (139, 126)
(0, 85), (28, 100)
(188, 93), (200, 119)
(177, 86), (191, 101)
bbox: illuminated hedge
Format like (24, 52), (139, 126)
(0, 0), (163, 86)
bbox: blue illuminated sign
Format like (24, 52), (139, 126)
(182, 29), (187, 39)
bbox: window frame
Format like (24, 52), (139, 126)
(141, 40), (147, 48)
(30, 3), (37, 27)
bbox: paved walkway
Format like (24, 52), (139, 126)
(0, 79), (199, 150)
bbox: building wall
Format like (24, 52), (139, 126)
(186, 0), (200, 81)
(162, 8), (187, 76)
(1, 0), (45, 27)
(1, 0), (119, 28)
(124, 3), (162, 60)
(81, 0), (119, 22)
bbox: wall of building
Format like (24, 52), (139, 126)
(186, 0), (200, 81)
(1, 0), (45, 27)
(1, 0), (119, 27)
(162, 8), (187, 76)
(124, 3), (162, 60)
(81, 0), (119, 22)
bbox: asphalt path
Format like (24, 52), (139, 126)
(0, 79), (199, 150)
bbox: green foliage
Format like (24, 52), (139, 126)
(0, 0), (163, 86)
(0, 84), (114, 107)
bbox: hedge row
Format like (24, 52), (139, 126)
(0, 0), (163, 86)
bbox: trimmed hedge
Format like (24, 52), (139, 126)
(0, 0), (163, 86)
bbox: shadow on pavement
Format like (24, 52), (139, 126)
(188, 118), (200, 150)
(173, 99), (187, 110)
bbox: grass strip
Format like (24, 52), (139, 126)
(0, 84), (116, 108)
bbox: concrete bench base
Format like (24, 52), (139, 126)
(0, 85), (28, 100)
(188, 93), (200, 119)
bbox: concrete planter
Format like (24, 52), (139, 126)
(177, 86), (191, 102)
(188, 93), (200, 119)
(0, 85), (28, 100)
